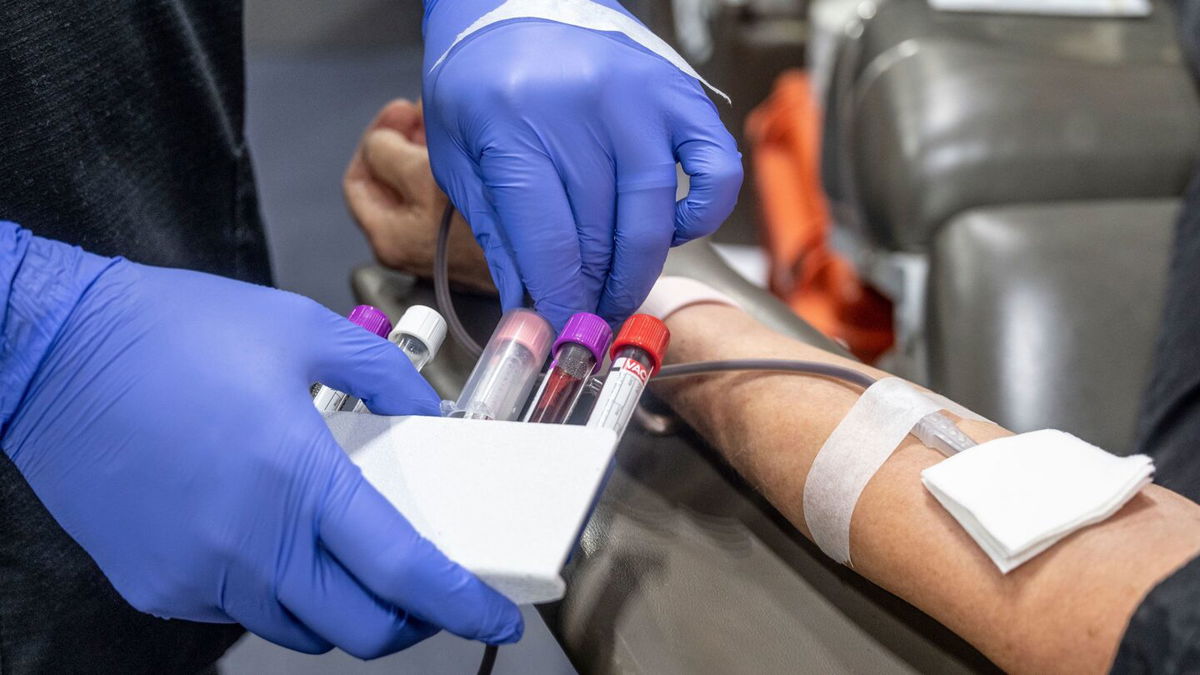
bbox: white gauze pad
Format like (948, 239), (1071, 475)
(922, 430), (1154, 573)
(428, 0), (731, 105)
(804, 377), (950, 566)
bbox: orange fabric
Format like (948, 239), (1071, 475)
(745, 70), (894, 362)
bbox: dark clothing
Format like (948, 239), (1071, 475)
(1134, 170), (1200, 502)
(1114, 3), (1200, 672)
(1135, 0), (1200, 502)
(0, 1), (271, 283)
(0, 455), (244, 674)
(0, 2), (264, 672)
(1114, 555), (1200, 674)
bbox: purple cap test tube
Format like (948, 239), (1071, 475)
(552, 312), (612, 374)
(313, 305), (393, 413)
(525, 312), (613, 424)
(347, 304), (392, 338)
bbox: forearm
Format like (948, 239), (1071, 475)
(653, 303), (1200, 673)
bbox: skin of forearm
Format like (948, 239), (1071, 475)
(652, 303), (1200, 674)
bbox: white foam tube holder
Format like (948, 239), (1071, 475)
(324, 412), (618, 605)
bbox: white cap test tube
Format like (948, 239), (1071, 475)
(352, 305), (448, 413)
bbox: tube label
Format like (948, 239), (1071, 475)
(587, 356), (651, 437)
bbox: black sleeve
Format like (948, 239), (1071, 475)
(1116, 7), (1200, 672)
(1133, 170), (1200, 501)
(1111, 555), (1200, 674)
(1134, 1), (1200, 502)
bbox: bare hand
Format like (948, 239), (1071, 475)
(344, 99), (495, 294)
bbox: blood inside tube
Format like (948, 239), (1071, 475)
(527, 368), (584, 423)
(526, 342), (596, 424)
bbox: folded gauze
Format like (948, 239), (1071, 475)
(921, 430), (1154, 573)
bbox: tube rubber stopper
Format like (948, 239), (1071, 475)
(610, 314), (671, 375)
(552, 312), (613, 373)
(392, 305), (448, 356)
(347, 305), (392, 338)
(492, 308), (554, 357)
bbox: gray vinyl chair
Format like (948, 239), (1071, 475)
(820, 0), (1198, 451)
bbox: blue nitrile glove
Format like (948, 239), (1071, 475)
(422, 0), (743, 328)
(0, 223), (522, 658)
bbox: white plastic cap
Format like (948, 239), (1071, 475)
(391, 305), (447, 356)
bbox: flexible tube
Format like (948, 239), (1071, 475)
(476, 644), (498, 675)
(657, 359), (876, 389)
(433, 205), (974, 454)
(435, 203), (484, 359)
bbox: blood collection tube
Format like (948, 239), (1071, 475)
(312, 305), (392, 413)
(525, 312), (612, 424)
(446, 308), (554, 420)
(352, 305), (447, 413)
(586, 314), (670, 438)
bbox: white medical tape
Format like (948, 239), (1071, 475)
(803, 377), (943, 566)
(637, 276), (737, 321)
(923, 391), (991, 424)
(428, 0), (731, 105)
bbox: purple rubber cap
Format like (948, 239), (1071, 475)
(347, 304), (392, 338)
(552, 312), (613, 373)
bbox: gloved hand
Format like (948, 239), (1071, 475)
(0, 224), (522, 658)
(422, 0), (743, 328)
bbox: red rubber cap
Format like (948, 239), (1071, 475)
(610, 314), (671, 374)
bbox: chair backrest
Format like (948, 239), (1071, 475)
(823, 0), (1198, 252)
(928, 200), (1177, 453)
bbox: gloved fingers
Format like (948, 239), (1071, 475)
(596, 149), (678, 323)
(478, 142), (588, 329)
(307, 309), (440, 417)
(670, 89), (743, 244)
(317, 465), (523, 645)
(232, 601), (333, 655)
(431, 143), (525, 311)
(555, 145), (617, 316)
(278, 546), (440, 659)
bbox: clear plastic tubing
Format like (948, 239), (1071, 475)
(525, 312), (612, 424)
(352, 305), (448, 413)
(446, 308), (554, 420)
(313, 305), (392, 413)
(587, 314), (671, 437)
(913, 410), (979, 456)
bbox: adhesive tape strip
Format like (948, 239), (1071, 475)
(803, 377), (943, 566)
(924, 391), (990, 424)
(637, 276), (737, 321)
(428, 0), (731, 104)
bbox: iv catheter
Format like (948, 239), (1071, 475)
(432, 205), (977, 456)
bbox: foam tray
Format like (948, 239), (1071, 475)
(325, 413), (618, 604)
